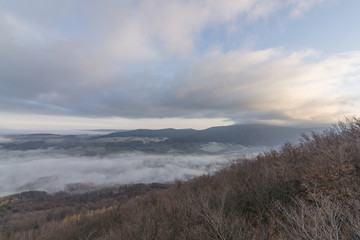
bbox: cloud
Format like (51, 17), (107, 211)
(1, 46), (359, 123)
(171, 49), (360, 123)
(287, 0), (325, 18)
(0, 0), (327, 62)
(0, 137), (12, 143)
(0, 0), (354, 126)
(0, 113), (232, 131)
(0, 149), (250, 196)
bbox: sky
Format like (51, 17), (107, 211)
(0, 0), (359, 131)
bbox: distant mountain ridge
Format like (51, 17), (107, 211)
(100, 124), (324, 146)
(0, 124), (325, 153)
(104, 128), (196, 138)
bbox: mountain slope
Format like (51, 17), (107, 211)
(100, 124), (324, 146)
(1, 119), (359, 239)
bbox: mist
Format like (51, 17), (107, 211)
(0, 149), (243, 197)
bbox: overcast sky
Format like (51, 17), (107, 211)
(0, 0), (359, 131)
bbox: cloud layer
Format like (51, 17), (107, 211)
(1, 0), (358, 126)
(0, 149), (241, 196)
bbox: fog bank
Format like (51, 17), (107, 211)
(0, 149), (239, 196)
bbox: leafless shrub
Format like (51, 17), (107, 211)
(277, 195), (344, 239)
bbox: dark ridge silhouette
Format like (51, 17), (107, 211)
(99, 124), (323, 146)
(102, 128), (197, 138)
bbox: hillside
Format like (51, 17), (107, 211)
(100, 124), (322, 146)
(0, 184), (169, 238)
(1, 118), (360, 239)
(0, 124), (322, 156)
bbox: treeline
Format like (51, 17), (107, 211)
(2, 118), (360, 239)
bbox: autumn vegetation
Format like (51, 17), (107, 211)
(2, 117), (360, 239)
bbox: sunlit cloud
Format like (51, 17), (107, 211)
(175, 50), (360, 123)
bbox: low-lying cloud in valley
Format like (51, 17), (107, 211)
(0, 149), (244, 197)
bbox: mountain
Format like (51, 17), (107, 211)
(0, 119), (359, 239)
(0, 124), (325, 154)
(103, 128), (196, 138)
(99, 124), (324, 146)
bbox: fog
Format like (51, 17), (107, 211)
(0, 137), (12, 143)
(0, 149), (241, 197)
